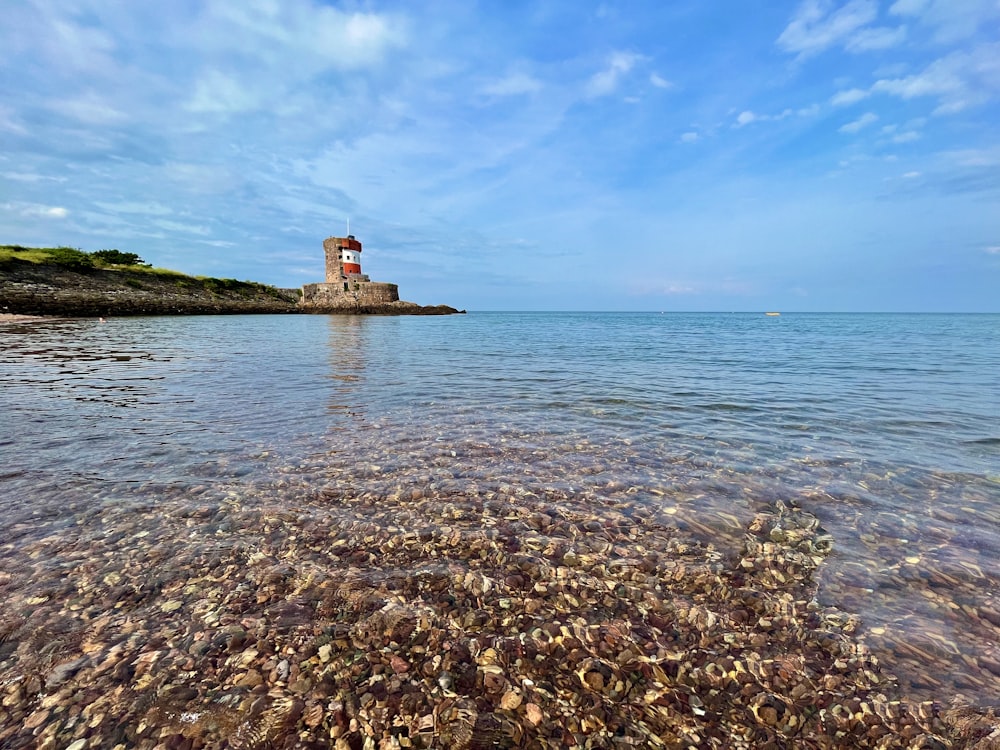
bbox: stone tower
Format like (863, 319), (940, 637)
(323, 235), (368, 284)
(301, 233), (400, 309)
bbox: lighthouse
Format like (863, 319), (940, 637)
(323, 235), (370, 285)
(339, 236), (362, 276)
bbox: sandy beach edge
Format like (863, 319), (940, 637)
(0, 313), (63, 324)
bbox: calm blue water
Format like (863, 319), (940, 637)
(1, 312), (998, 700)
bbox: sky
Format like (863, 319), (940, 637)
(2, 0), (998, 312)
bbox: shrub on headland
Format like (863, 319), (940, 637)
(91, 249), (148, 266)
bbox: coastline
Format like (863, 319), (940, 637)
(0, 258), (462, 317)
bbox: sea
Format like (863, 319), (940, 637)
(1, 312), (998, 704)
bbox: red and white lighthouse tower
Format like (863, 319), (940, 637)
(323, 234), (370, 284)
(339, 236), (363, 276)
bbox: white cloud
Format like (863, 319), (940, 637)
(205, 4), (406, 71)
(892, 131), (921, 143)
(2, 172), (67, 183)
(902, 171), (922, 178)
(586, 51), (643, 98)
(95, 201), (174, 215)
(187, 70), (259, 114)
(50, 92), (127, 125)
(163, 162), (242, 194)
(831, 87), (870, 105)
(2, 202), (69, 218)
(777, 0), (879, 57)
(649, 73), (673, 89)
(0, 106), (28, 135)
(844, 25), (907, 52)
(839, 112), (879, 132)
(889, 0), (928, 14)
(152, 219), (210, 235)
(733, 106), (816, 127)
(873, 63), (960, 98)
(871, 43), (1000, 113)
(940, 147), (1000, 168)
(874, 62), (910, 77)
(680, 132), (700, 143)
(48, 18), (118, 75)
(481, 73), (542, 97)
(889, 0), (1000, 43)
(984, 246), (1000, 255)
(632, 281), (698, 295)
(169, 4), (410, 120)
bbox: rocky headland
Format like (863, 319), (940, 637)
(0, 258), (300, 317)
(0, 254), (463, 317)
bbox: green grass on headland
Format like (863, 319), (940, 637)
(0, 245), (292, 299)
(1, 245), (151, 272)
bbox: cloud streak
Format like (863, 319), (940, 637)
(586, 52), (644, 97)
(830, 87), (870, 106)
(2, 202), (69, 219)
(871, 44), (1000, 113)
(481, 72), (543, 97)
(774, 0), (925, 63)
(839, 112), (879, 132)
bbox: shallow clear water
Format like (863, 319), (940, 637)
(1, 312), (998, 702)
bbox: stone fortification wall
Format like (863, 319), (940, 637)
(300, 281), (399, 310)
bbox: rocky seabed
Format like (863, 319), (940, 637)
(2, 473), (998, 749)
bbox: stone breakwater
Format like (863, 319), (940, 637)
(0, 260), (463, 317)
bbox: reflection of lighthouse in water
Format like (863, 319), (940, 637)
(326, 316), (367, 422)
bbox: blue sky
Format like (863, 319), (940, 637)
(2, 0), (998, 311)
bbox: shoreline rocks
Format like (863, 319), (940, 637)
(299, 300), (465, 315)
